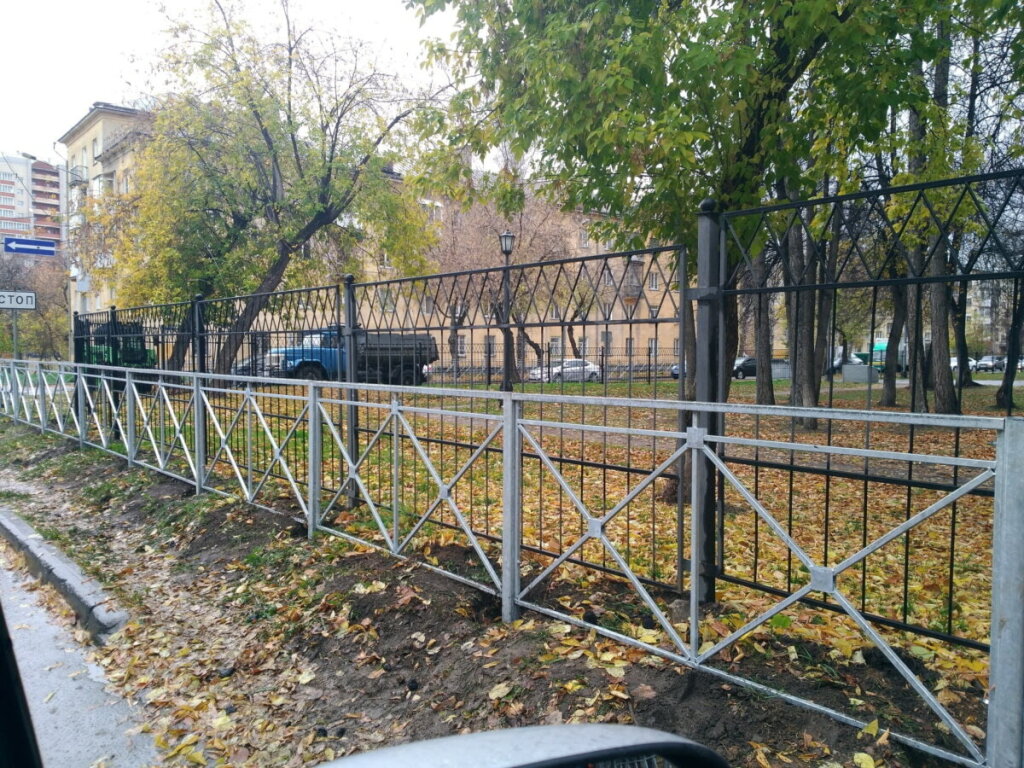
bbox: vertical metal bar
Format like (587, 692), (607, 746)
(307, 383), (321, 540)
(246, 383), (254, 503)
(35, 363), (46, 433)
(693, 198), (721, 603)
(75, 362), (86, 446)
(192, 373), (206, 498)
(10, 334), (20, 420)
(11, 309), (19, 361)
(125, 371), (136, 467)
(501, 394), (522, 622)
(391, 395), (401, 550)
(676, 246), (688, 593)
(988, 417), (1024, 768)
(344, 275), (359, 509)
(688, 427), (703, 658)
(502, 260), (513, 392)
(191, 296), (207, 495)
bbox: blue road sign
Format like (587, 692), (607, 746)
(3, 237), (57, 256)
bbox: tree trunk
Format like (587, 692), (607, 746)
(996, 280), (1023, 411)
(879, 284), (907, 407)
(752, 252), (776, 405)
(212, 245), (292, 374)
(929, 242), (959, 414)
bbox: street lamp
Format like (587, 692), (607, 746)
(499, 230), (515, 259)
(499, 231), (515, 391)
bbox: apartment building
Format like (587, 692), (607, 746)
(0, 154), (64, 255)
(58, 102), (148, 315)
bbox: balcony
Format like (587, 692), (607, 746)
(69, 166), (89, 186)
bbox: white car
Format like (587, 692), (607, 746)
(950, 356), (977, 372)
(527, 358), (602, 383)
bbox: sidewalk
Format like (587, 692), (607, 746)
(0, 553), (157, 768)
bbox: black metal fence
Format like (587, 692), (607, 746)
(70, 169), (1024, 649)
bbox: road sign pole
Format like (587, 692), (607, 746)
(11, 309), (18, 360)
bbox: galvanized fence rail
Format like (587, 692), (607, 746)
(1, 358), (1021, 768)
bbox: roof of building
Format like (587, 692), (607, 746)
(57, 102), (143, 145)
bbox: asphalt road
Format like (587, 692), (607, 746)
(0, 563), (157, 768)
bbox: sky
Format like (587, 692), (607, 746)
(3, 0), (454, 164)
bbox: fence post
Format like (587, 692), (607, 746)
(75, 361), (87, 446)
(693, 198), (721, 603)
(676, 245), (689, 594)
(343, 275), (359, 509)
(988, 417), (1024, 768)
(125, 370), (136, 467)
(501, 393), (523, 622)
(391, 395), (402, 550)
(501, 262), (514, 392)
(192, 297), (206, 496)
(307, 383), (321, 540)
(35, 362), (46, 433)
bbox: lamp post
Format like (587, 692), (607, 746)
(499, 230), (515, 392)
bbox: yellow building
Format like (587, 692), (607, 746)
(58, 102), (148, 316)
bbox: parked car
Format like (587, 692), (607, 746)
(733, 356), (757, 379)
(527, 358), (602, 383)
(825, 354), (865, 376)
(976, 355), (1004, 372)
(949, 356), (977, 372)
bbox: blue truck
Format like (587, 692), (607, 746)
(261, 326), (439, 385)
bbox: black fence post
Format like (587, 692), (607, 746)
(485, 336), (493, 388)
(343, 275), (359, 509)
(72, 313), (84, 365)
(501, 262), (513, 392)
(191, 295), (206, 374)
(693, 199), (721, 604)
(106, 306), (117, 365)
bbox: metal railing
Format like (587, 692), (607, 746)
(1, 358), (1020, 768)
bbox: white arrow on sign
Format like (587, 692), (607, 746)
(3, 237), (57, 255)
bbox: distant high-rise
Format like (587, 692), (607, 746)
(0, 154), (65, 257)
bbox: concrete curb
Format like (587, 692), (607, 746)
(0, 507), (128, 644)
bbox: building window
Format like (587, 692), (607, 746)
(549, 304), (560, 321)
(600, 331), (613, 352)
(648, 338), (658, 356)
(92, 138), (100, 159)
(602, 266), (614, 286)
(485, 335), (495, 355)
(648, 271), (660, 291)
(626, 337), (634, 356)
(549, 337), (562, 356)
(421, 294), (434, 315)
(457, 334), (467, 357)
(579, 229), (590, 248)
(379, 288), (396, 312)
(579, 337), (589, 356)
(649, 304), (659, 319)
(673, 338), (680, 356)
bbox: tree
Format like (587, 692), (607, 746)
(414, 0), (990, 417)
(416, 175), (580, 381)
(111, 0), (431, 372)
(0, 255), (69, 360)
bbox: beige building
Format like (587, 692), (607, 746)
(58, 102), (148, 316)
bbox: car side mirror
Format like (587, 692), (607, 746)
(326, 724), (729, 768)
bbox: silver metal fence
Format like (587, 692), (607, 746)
(0, 358), (1020, 768)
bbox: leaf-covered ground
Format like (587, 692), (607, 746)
(0, 420), (971, 767)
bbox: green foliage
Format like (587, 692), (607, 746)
(414, 0), (1019, 243)
(109, 0), (431, 306)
